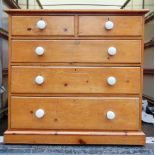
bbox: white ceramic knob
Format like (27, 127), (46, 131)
(107, 76), (116, 86)
(35, 109), (45, 118)
(35, 75), (44, 85)
(36, 20), (46, 29)
(108, 47), (117, 56)
(35, 47), (44, 56)
(106, 111), (115, 120)
(105, 21), (114, 30)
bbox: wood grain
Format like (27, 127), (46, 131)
(10, 96), (140, 130)
(5, 9), (149, 15)
(5, 9), (147, 145)
(12, 16), (74, 36)
(79, 16), (142, 36)
(11, 40), (141, 63)
(4, 130), (145, 145)
(11, 67), (141, 94)
(11, 62), (142, 67)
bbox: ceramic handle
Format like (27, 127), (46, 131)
(35, 47), (45, 56)
(106, 111), (115, 120)
(108, 47), (117, 56)
(107, 76), (116, 86)
(105, 21), (114, 30)
(36, 20), (46, 29)
(35, 109), (45, 118)
(35, 75), (44, 85)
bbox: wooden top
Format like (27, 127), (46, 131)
(5, 9), (149, 15)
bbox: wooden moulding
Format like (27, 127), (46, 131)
(5, 9), (149, 15)
(4, 130), (145, 145)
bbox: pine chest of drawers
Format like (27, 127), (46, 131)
(4, 9), (148, 145)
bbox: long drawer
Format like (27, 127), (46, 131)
(79, 16), (142, 36)
(12, 16), (74, 36)
(11, 67), (141, 94)
(11, 40), (141, 63)
(11, 97), (140, 130)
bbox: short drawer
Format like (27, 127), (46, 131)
(11, 40), (141, 64)
(11, 67), (141, 94)
(11, 96), (140, 130)
(12, 16), (74, 36)
(79, 16), (142, 36)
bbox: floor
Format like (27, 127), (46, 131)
(0, 115), (154, 155)
(0, 143), (154, 155)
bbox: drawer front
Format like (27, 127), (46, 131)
(11, 67), (141, 94)
(11, 40), (141, 63)
(11, 97), (140, 130)
(12, 16), (74, 36)
(79, 16), (142, 36)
